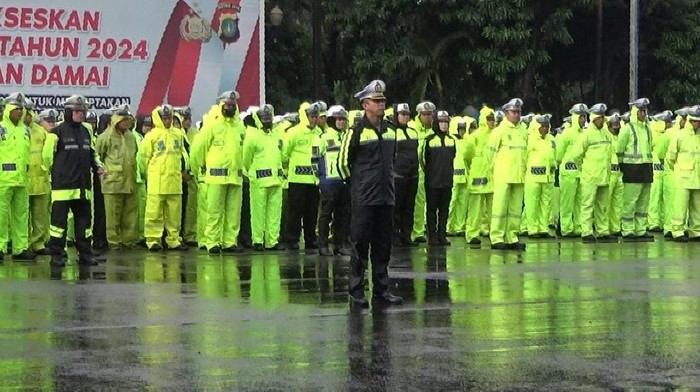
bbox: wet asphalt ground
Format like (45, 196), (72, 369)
(1, 234), (700, 390)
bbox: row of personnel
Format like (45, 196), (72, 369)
(0, 92), (698, 263)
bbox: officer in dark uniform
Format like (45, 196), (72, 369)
(422, 110), (457, 246)
(391, 103), (419, 247)
(338, 80), (403, 308)
(47, 95), (105, 266)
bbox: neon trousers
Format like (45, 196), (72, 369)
(203, 184), (242, 250)
(489, 182), (524, 245)
(648, 169), (670, 229)
(559, 175), (582, 235)
(137, 183), (146, 240)
(579, 183), (610, 237)
(104, 193), (139, 248)
(145, 194), (182, 248)
(671, 188), (700, 238)
(465, 193), (492, 241)
(183, 179), (198, 243)
(0, 186), (29, 254)
(524, 182), (553, 235)
(29, 193), (49, 251)
(621, 183), (651, 236)
(608, 176), (624, 234)
(251, 185), (283, 247)
(411, 171), (426, 240)
(447, 183), (469, 234)
(197, 182), (208, 248)
(663, 175), (675, 233)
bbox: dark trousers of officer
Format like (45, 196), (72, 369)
(48, 199), (93, 257)
(92, 173), (107, 248)
(238, 181), (252, 247)
(393, 176), (418, 242)
(286, 183), (320, 246)
(349, 205), (393, 298)
(426, 187), (452, 240)
(318, 184), (351, 249)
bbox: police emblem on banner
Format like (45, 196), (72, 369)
(180, 11), (213, 42)
(212, 0), (242, 46)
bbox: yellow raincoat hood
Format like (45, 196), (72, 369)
(2, 102), (25, 125)
(478, 105), (495, 133)
(151, 107), (169, 129)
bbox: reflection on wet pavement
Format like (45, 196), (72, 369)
(1, 235), (700, 389)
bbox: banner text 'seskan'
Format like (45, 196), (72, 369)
(0, 7), (101, 32)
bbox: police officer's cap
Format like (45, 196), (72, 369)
(354, 80), (386, 101)
(395, 103), (411, 114)
(112, 104), (132, 117)
(328, 105), (348, 119)
(607, 113), (622, 125)
(158, 104), (174, 118)
(495, 110), (505, 122)
(86, 111), (99, 121)
(24, 99), (36, 112)
(175, 106), (192, 119)
(629, 98), (650, 110)
(569, 103), (588, 115)
(675, 107), (689, 117)
(38, 109), (58, 122)
(535, 114), (552, 125)
(563, 116), (572, 124)
(653, 110), (674, 123)
(314, 101), (328, 116)
(257, 104), (274, 119)
(621, 111), (631, 123)
(588, 103), (607, 116)
(218, 90), (240, 104)
(687, 105), (700, 121)
(416, 101), (436, 113)
(305, 103), (321, 117)
(436, 110), (449, 121)
(64, 95), (89, 111)
(521, 113), (535, 124)
(502, 98), (523, 111)
(4, 92), (26, 108)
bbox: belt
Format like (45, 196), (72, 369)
(653, 163), (664, 171)
(530, 166), (546, 175)
(453, 168), (466, 176)
(564, 162), (578, 170)
(294, 165), (315, 175)
(1, 163), (17, 171)
(611, 164), (620, 172)
(209, 168), (229, 176)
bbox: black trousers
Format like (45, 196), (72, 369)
(238, 181), (252, 247)
(286, 183), (320, 245)
(92, 173), (106, 245)
(393, 176), (418, 242)
(349, 205), (392, 297)
(48, 199), (92, 257)
(318, 183), (351, 248)
(426, 186), (452, 240)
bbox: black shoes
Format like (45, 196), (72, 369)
(372, 292), (403, 305)
(78, 256), (99, 266)
(491, 243), (508, 250)
(169, 244), (189, 251)
(266, 243), (286, 251)
(208, 246), (221, 254)
(253, 244), (265, 252)
(222, 245), (244, 253)
(149, 244), (163, 252)
(582, 235), (597, 243)
(672, 236), (689, 243)
(50, 255), (65, 267)
(509, 242), (526, 251)
(467, 238), (482, 245)
(413, 236), (427, 243)
(13, 250), (37, 261)
(349, 295), (369, 309)
(438, 237), (451, 246)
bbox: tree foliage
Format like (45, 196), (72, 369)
(264, 0), (700, 118)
